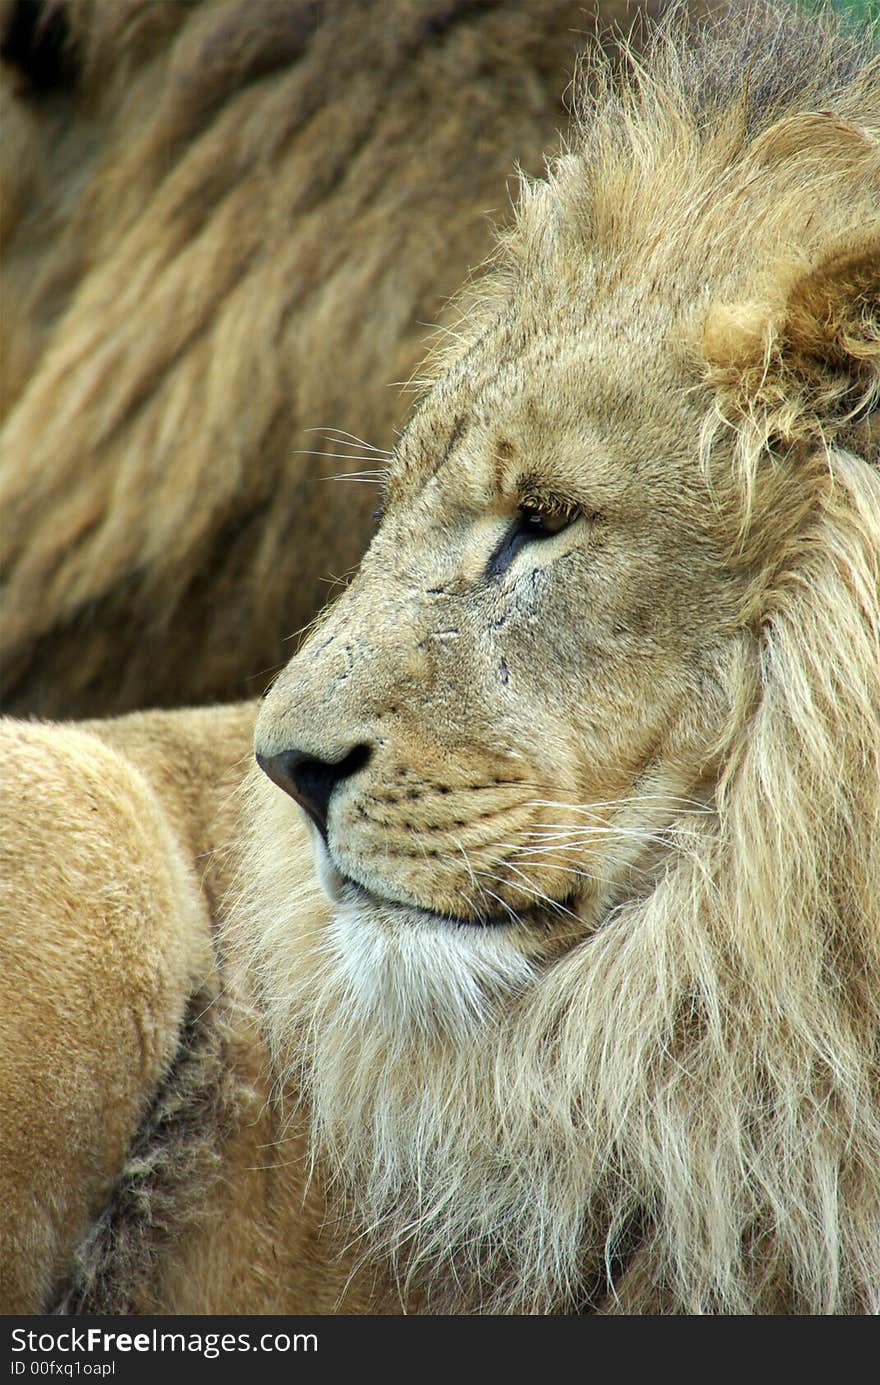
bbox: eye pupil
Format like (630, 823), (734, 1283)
(520, 505), (569, 538)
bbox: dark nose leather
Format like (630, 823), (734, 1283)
(256, 743), (371, 837)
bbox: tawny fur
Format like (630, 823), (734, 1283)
(0, 0), (659, 717)
(247, 0), (880, 1314)
(0, 718), (214, 1312)
(0, 706), (406, 1314)
(1, 1), (878, 1316)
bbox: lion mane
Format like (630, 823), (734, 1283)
(0, 0), (878, 1318)
(0, 0), (649, 718)
(243, 1), (880, 1314)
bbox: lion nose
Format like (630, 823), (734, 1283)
(256, 743), (371, 838)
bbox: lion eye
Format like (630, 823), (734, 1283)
(519, 505), (573, 539)
(486, 502), (577, 579)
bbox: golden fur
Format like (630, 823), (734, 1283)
(0, 715), (214, 1311)
(0, 705), (401, 1313)
(0, 0), (654, 717)
(1, 2), (879, 1314)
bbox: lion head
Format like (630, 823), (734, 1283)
(243, 4), (880, 1314)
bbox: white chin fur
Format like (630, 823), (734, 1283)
(322, 889), (536, 1043)
(304, 826), (536, 1041)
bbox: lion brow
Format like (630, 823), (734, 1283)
(429, 412), (469, 478)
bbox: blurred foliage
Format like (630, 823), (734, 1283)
(796, 0), (879, 25)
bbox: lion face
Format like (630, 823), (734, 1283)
(256, 285), (748, 1009)
(246, 5), (880, 1314)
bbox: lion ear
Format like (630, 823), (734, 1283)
(702, 231), (880, 445)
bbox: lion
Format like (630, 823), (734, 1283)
(1, 1), (879, 1314)
(0, 0), (661, 719)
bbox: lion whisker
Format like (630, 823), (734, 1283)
(477, 886), (522, 926)
(292, 448), (390, 470)
(524, 795), (714, 816)
(515, 830), (704, 876)
(304, 426), (393, 456)
(481, 865), (581, 924)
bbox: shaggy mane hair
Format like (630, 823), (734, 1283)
(237, 2), (880, 1314)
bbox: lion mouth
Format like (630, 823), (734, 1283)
(337, 872), (580, 933)
(341, 875), (518, 928)
(307, 824), (576, 932)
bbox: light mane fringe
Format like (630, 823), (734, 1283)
(233, 2), (880, 1313)
(423, 1), (879, 394)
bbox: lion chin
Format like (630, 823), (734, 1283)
(320, 888), (538, 1043)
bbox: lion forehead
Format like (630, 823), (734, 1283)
(388, 321), (699, 529)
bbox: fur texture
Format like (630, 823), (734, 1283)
(0, 718), (214, 1313)
(248, 1), (880, 1313)
(0, 705), (409, 1314)
(51, 985), (248, 1315)
(1, 0), (878, 1317)
(0, 0), (659, 717)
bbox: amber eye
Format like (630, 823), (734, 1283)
(519, 504), (574, 538)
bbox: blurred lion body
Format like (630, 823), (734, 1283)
(1, 2), (879, 1316)
(0, 704), (388, 1313)
(0, 0), (655, 717)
